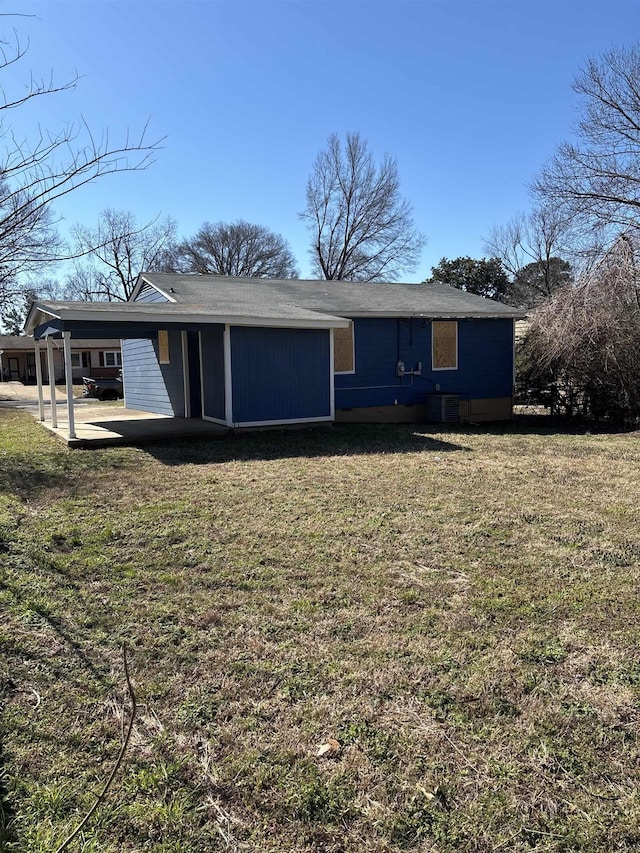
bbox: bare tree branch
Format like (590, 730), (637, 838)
(484, 207), (574, 307)
(171, 220), (298, 279)
(523, 231), (640, 420)
(300, 132), (425, 281)
(533, 45), (640, 235)
(0, 17), (165, 313)
(66, 209), (177, 301)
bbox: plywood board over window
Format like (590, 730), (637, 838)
(432, 320), (458, 370)
(158, 330), (170, 364)
(334, 322), (355, 373)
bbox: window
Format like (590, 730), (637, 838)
(70, 352), (90, 368)
(432, 321), (458, 370)
(334, 322), (355, 373)
(99, 350), (122, 367)
(158, 330), (170, 364)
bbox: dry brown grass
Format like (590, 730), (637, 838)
(1, 409), (639, 851)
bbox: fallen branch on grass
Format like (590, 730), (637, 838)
(54, 644), (136, 853)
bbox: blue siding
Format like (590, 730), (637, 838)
(335, 317), (514, 408)
(187, 331), (202, 418)
(200, 327), (225, 421)
(231, 327), (331, 424)
(134, 283), (170, 303)
(116, 314), (511, 423)
(122, 332), (185, 416)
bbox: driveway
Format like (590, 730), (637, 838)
(0, 381), (80, 404)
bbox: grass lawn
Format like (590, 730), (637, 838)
(1, 408), (639, 852)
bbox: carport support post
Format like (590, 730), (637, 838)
(34, 341), (45, 421)
(46, 336), (57, 428)
(63, 332), (76, 439)
(329, 328), (336, 421)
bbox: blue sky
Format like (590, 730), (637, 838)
(5, 0), (640, 281)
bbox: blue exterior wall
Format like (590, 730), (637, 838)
(101, 291), (513, 423)
(122, 331), (185, 416)
(335, 317), (514, 409)
(200, 327), (225, 421)
(187, 331), (202, 418)
(230, 327), (331, 424)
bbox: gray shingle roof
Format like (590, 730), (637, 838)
(25, 296), (350, 335)
(139, 273), (525, 319)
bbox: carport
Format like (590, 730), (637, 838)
(24, 297), (347, 443)
(23, 301), (230, 441)
(24, 302), (203, 440)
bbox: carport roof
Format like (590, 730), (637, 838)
(25, 297), (350, 339)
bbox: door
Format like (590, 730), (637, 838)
(26, 353), (37, 382)
(8, 357), (20, 380)
(199, 328), (225, 422)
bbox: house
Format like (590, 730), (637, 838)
(0, 335), (122, 384)
(25, 274), (524, 435)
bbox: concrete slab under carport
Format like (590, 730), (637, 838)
(24, 402), (229, 448)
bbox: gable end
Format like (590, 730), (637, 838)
(134, 282), (172, 304)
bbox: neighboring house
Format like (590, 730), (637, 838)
(25, 274), (524, 428)
(515, 319), (531, 344)
(0, 336), (122, 383)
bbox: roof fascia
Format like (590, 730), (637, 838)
(343, 311), (526, 320)
(32, 307), (350, 334)
(230, 316), (350, 329)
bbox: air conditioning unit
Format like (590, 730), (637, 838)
(423, 393), (460, 424)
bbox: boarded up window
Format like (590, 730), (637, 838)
(334, 322), (354, 373)
(432, 321), (457, 370)
(158, 330), (170, 364)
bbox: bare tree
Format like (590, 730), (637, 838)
(533, 45), (640, 234)
(484, 207), (574, 307)
(66, 210), (177, 301)
(300, 132), (425, 281)
(172, 220), (298, 278)
(0, 19), (163, 313)
(521, 232), (640, 420)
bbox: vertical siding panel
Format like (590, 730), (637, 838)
(231, 327), (330, 423)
